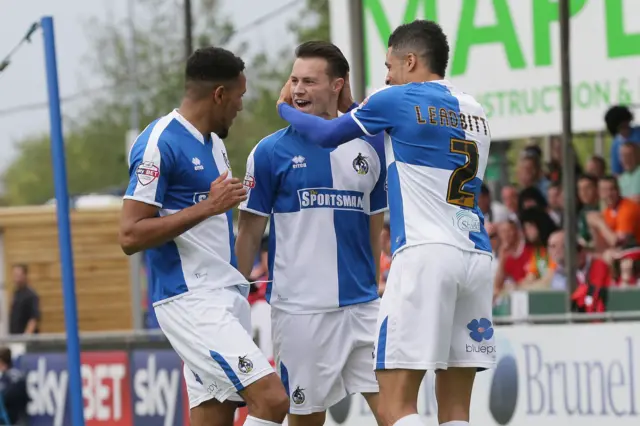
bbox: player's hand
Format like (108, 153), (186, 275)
(205, 170), (247, 215)
(277, 78), (293, 109)
(338, 72), (355, 113)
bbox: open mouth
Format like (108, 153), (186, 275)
(294, 99), (312, 108)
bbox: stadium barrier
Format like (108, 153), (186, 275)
(4, 300), (640, 426)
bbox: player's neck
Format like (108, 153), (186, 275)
(177, 101), (214, 137)
(409, 71), (445, 83)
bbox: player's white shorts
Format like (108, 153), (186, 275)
(155, 286), (275, 409)
(375, 244), (496, 371)
(272, 300), (380, 415)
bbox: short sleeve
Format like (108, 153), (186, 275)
(368, 134), (388, 214)
(350, 85), (404, 136)
(617, 201), (640, 235)
(239, 141), (276, 217)
(124, 138), (173, 208)
(29, 293), (41, 321)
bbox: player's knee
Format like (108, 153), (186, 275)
(242, 374), (289, 422)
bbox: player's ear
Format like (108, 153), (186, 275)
(406, 53), (418, 72)
(333, 77), (345, 94)
(213, 84), (225, 105)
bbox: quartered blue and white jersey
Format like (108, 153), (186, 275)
(278, 80), (492, 258)
(124, 109), (247, 306)
(239, 126), (388, 314)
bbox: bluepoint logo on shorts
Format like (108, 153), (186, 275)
(467, 318), (494, 342)
(298, 188), (365, 211)
(466, 318), (496, 355)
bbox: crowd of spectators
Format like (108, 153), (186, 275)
(489, 105), (640, 314)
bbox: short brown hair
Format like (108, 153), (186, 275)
(0, 347), (12, 368)
(295, 41), (349, 79)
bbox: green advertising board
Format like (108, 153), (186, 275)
(355, 0), (640, 140)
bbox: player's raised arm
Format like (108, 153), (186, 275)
(119, 142), (246, 255)
(277, 82), (399, 148)
(235, 141), (276, 278)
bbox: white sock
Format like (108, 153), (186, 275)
(242, 415), (282, 426)
(440, 421), (469, 426)
(393, 414), (425, 425)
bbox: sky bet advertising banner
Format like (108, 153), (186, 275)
(330, 0), (640, 140)
(17, 310), (640, 425)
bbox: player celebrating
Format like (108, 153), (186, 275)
(235, 41), (387, 426)
(276, 21), (495, 426)
(119, 47), (289, 426)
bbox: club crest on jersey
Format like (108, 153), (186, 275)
(292, 386), (306, 405)
(238, 355), (254, 374)
(352, 153), (369, 175)
(136, 161), (159, 186)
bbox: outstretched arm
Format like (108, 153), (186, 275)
(277, 103), (365, 148)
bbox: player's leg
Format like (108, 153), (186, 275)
(438, 251), (496, 425)
(155, 288), (289, 425)
(374, 244), (462, 426)
(184, 363), (238, 426)
(341, 300), (382, 425)
(271, 307), (352, 426)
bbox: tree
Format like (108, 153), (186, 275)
(2, 0), (329, 205)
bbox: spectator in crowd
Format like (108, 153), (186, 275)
(379, 222), (392, 296)
(618, 142), (640, 203)
(546, 230), (611, 292)
(577, 174), (601, 248)
(518, 186), (548, 214)
(8, 265), (40, 335)
(518, 147), (551, 198)
(588, 176), (640, 250)
(500, 185), (519, 214)
(520, 207), (558, 283)
(493, 218), (534, 298)
(605, 105), (640, 176)
(545, 135), (582, 184)
(546, 182), (563, 227)
(0, 347), (28, 425)
(479, 183), (510, 223)
(585, 155), (607, 180)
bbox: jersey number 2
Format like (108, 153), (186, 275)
(446, 138), (479, 208)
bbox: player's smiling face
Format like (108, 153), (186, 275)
(290, 57), (340, 117)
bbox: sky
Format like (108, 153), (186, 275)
(0, 0), (302, 184)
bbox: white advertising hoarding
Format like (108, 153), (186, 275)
(340, 0), (640, 140)
(253, 302), (640, 426)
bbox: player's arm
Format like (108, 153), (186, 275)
(235, 143), (276, 278)
(119, 143), (246, 255)
(370, 212), (385, 294)
(277, 84), (398, 148)
(368, 134), (389, 294)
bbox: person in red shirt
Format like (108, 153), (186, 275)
(494, 218), (534, 298)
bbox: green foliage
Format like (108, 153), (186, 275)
(2, 0), (330, 205)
